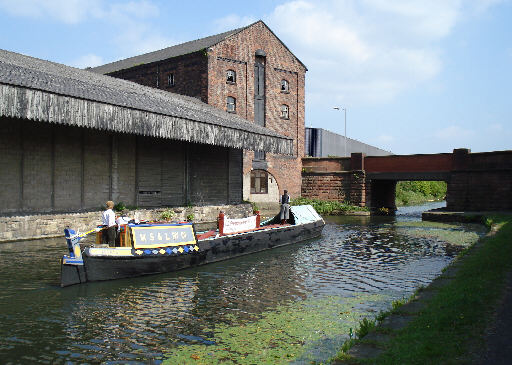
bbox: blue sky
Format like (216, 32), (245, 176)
(0, 0), (510, 154)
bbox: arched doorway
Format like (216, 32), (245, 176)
(243, 169), (280, 204)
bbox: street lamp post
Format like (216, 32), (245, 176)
(334, 107), (347, 157)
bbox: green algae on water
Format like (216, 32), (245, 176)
(395, 221), (483, 247)
(163, 294), (390, 365)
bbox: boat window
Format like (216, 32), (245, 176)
(250, 170), (268, 194)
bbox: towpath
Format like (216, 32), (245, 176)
(475, 271), (512, 364)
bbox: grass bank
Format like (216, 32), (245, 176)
(334, 214), (512, 364)
(291, 197), (368, 216)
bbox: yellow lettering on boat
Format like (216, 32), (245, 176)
(150, 233), (155, 241)
(181, 232), (187, 239)
(157, 233), (163, 241)
(140, 234), (146, 242)
(173, 232), (179, 240)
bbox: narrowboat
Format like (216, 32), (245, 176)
(61, 205), (325, 287)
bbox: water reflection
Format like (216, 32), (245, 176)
(0, 202), (482, 363)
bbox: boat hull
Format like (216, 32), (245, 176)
(62, 220), (324, 286)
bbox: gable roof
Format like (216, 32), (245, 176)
(0, 49), (293, 155)
(90, 20), (306, 75)
(90, 27), (247, 75)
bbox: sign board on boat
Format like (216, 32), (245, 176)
(223, 215), (257, 234)
(130, 224), (196, 249)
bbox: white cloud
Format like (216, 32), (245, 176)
(262, 0), (499, 107)
(0, 0), (103, 24)
(213, 14), (257, 32)
(108, 20), (177, 57)
(377, 134), (395, 143)
(0, 0), (160, 23)
(435, 125), (475, 140)
(0, 0), (174, 62)
(70, 54), (104, 69)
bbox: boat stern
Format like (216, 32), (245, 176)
(61, 257), (86, 287)
(61, 228), (87, 287)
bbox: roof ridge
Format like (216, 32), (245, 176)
(89, 23), (253, 74)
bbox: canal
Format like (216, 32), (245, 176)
(0, 202), (486, 364)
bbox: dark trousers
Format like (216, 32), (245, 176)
(104, 226), (116, 246)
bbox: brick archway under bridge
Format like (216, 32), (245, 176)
(301, 149), (512, 213)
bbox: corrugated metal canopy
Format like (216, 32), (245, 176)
(0, 49), (293, 155)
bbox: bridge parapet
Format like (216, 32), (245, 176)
(302, 149), (512, 212)
(302, 157), (350, 172)
(365, 153), (453, 174)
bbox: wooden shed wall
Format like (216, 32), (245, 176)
(0, 117), (243, 215)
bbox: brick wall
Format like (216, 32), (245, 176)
(302, 157), (351, 172)
(108, 52), (209, 102)
(365, 154), (452, 173)
(208, 22), (307, 198)
(302, 172), (352, 201)
(102, 22), (307, 200)
(447, 150), (512, 211)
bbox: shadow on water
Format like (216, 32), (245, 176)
(0, 201), (485, 363)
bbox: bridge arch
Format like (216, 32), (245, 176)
(301, 149), (512, 213)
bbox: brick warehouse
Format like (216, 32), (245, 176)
(91, 21), (307, 204)
(0, 49), (292, 218)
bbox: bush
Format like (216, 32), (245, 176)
(160, 209), (176, 221)
(114, 201), (126, 212)
(395, 181), (447, 206)
(242, 200), (259, 212)
(290, 197), (368, 215)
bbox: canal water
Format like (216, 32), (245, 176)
(0, 202), (485, 364)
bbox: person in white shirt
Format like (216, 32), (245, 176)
(102, 201), (116, 246)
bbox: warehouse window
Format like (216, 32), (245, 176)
(168, 73), (175, 87)
(250, 170), (268, 194)
(227, 96), (236, 112)
(226, 69), (236, 83)
(281, 79), (289, 93)
(280, 104), (289, 119)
